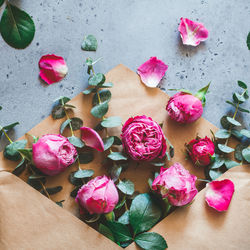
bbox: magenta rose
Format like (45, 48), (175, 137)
(76, 175), (119, 214)
(166, 92), (203, 123)
(152, 163), (198, 206)
(186, 136), (215, 166)
(32, 134), (77, 176)
(121, 115), (167, 161)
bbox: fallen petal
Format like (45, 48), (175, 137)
(137, 57), (168, 88)
(178, 18), (209, 46)
(39, 54), (68, 84)
(80, 127), (104, 152)
(205, 179), (235, 212)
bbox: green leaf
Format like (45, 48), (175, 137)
(224, 160), (239, 169)
(42, 186), (62, 195)
(129, 193), (162, 235)
(81, 35), (98, 51)
(238, 81), (248, 89)
(240, 129), (250, 138)
(101, 116), (122, 128)
(91, 101), (109, 118)
(226, 117), (241, 127)
(117, 179), (134, 195)
(217, 144), (235, 154)
(74, 169), (94, 179)
(99, 224), (115, 242)
(52, 105), (65, 119)
(242, 148), (250, 163)
(0, 0), (4, 7)
(195, 82), (210, 105)
(60, 119), (71, 134)
(88, 73), (105, 86)
(82, 88), (96, 95)
(12, 158), (26, 176)
(78, 152), (94, 164)
(109, 164), (122, 182)
(209, 169), (223, 180)
(106, 221), (132, 243)
(4, 140), (27, 161)
(209, 154), (225, 169)
(0, 4), (35, 49)
(231, 129), (244, 140)
(233, 93), (245, 104)
(18, 148), (32, 161)
(64, 104), (76, 109)
(115, 196), (126, 210)
(220, 115), (230, 129)
(28, 176), (45, 190)
(71, 117), (83, 131)
(68, 136), (84, 148)
(238, 106), (250, 113)
(234, 144), (246, 161)
(101, 82), (113, 88)
(103, 136), (115, 151)
(243, 90), (249, 100)
(68, 172), (82, 186)
(135, 232), (167, 250)
(92, 89), (111, 106)
(118, 211), (130, 225)
(56, 200), (65, 207)
(247, 32), (250, 50)
(107, 152), (127, 161)
(3, 122), (19, 131)
(54, 96), (70, 105)
(215, 129), (230, 139)
(70, 186), (81, 198)
(113, 136), (122, 145)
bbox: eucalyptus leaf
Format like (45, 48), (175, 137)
(101, 82), (113, 88)
(233, 93), (245, 104)
(242, 148), (250, 163)
(215, 129), (230, 139)
(103, 136), (115, 151)
(74, 169), (94, 179)
(56, 200), (65, 207)
(107, 152), (127, 161)
(3, 122), (19, 131)
(209, 169), (223, 180)
(54, 96), (70, 105)
(68, 136), (84, 148)
(240, 129), (250, 138)
(71, 117), (83, 131)
(79, 152), (94, 164)
(60, 119), (71, 134)
(231, 129), (244, 140)
(18, 148), (32, 162)
(129, 193), (162, 235)
(68, 172), (82, 186)
(52, 105), (65, 119)
(4, 139), (27, 161)
(92, 89), (111, 106)
(109, 164), (122, 182)
(135, 232), (167, 250)
(238, 81), (248, 89)
(0, 4), (35, 49)
(82, 88), (96, 95)
(220, 115), (230, 129)
(113, 136), (122, 145)
(42, 186), (62, 195)
(226, 117), (241, 127)
(81, 35), (98, 51)
(247, 32), (250, 50)
(64, 104), (76, 109)
(117, 179), (134, 195)
(99, 224), (115, 242)
(238, 106), (250, 113)
(28, 176), (44, 191)
(234, 144), (246, 161)
(224, 160), (239, 169)
(12, 158), (26, 176)
(91, 101), (109, 118)
(106, 221), (132, 243)
(209, 154), (225, 169)
(118, 211), (130, 225)
(88, 73), (105, 86)
(70, 186), (81, 198)
(101, 116), (122, 128)
(217, 144), (235, 154)
(243, 90), (249, 100)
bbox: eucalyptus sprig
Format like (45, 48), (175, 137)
(205, 81), (249, 180)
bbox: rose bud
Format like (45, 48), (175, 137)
(152, 163), (198, 206)
(121, 115), (167, 161)
(166, 83), (210, 123)
(32, 134), (77, 176)
(186, 136), (215, 166)
(76, 175), (119, 214)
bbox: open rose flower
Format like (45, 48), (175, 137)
(80, 127), (104, 152)
(32, 134), (77, 176)
(76, 175), (119, 214)
(152, 163), (198, 206)
(186, 136), (215, 166)
(137, 57), (168, 88)
(121, 115), (167, 161)
(178, 17), (209, 46)
(39, 54), (68, 84)
(205, 179), (235, 212)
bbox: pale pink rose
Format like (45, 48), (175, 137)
(121, 115), (167, 161)
(205, 179), (235, 212)
(137, 57), (168, 88)
(39, 54), (68, 84)
(76, 175), (119, 214)
(178, 17), (209, 46)
(80, 127), (104, 152)
(152, 163), (198, 206)
(32, 134), (77, 176)
(166, 92), (203, 123)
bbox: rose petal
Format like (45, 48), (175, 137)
(205, 179), (235, 212)
(39, 54), (68, 84)
(80, 127), (104, 152)
(178, 18), (209, 46)
(137, 57), (168, 88)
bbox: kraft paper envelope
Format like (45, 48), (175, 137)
(0, 64), (249, 249)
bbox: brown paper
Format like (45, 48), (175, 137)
(0, 64), (249, 249)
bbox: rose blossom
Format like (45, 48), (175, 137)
(186, 136), (215, 166)
(121, 115), (167, 161)
(205, 179), (235, 212)
(166, 92), (203, 123)
(76, 175), (119, 214)
(152, 163), (198, 206)
(32, 134), (77, 176)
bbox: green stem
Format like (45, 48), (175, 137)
(1, 128), (13, 143)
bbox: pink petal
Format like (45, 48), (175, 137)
(80, 127), (104, 152)
(205, 179), (235, 212)
(178, 18), (209, 46)
(39, 54), (68, 84)
(137, 57), (168, 88)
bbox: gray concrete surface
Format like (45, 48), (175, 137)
(0, 0), (249, 149)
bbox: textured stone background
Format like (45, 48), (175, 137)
(0, 0), (249, 148)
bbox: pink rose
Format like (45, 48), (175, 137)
(121, 115), (167, 161)
(152, 163), (198, 206)
(166, 92), (203, 123)
(76, 175), (119, 214)
(32, 134), (77, 176)
(186, 136), (215, 166)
